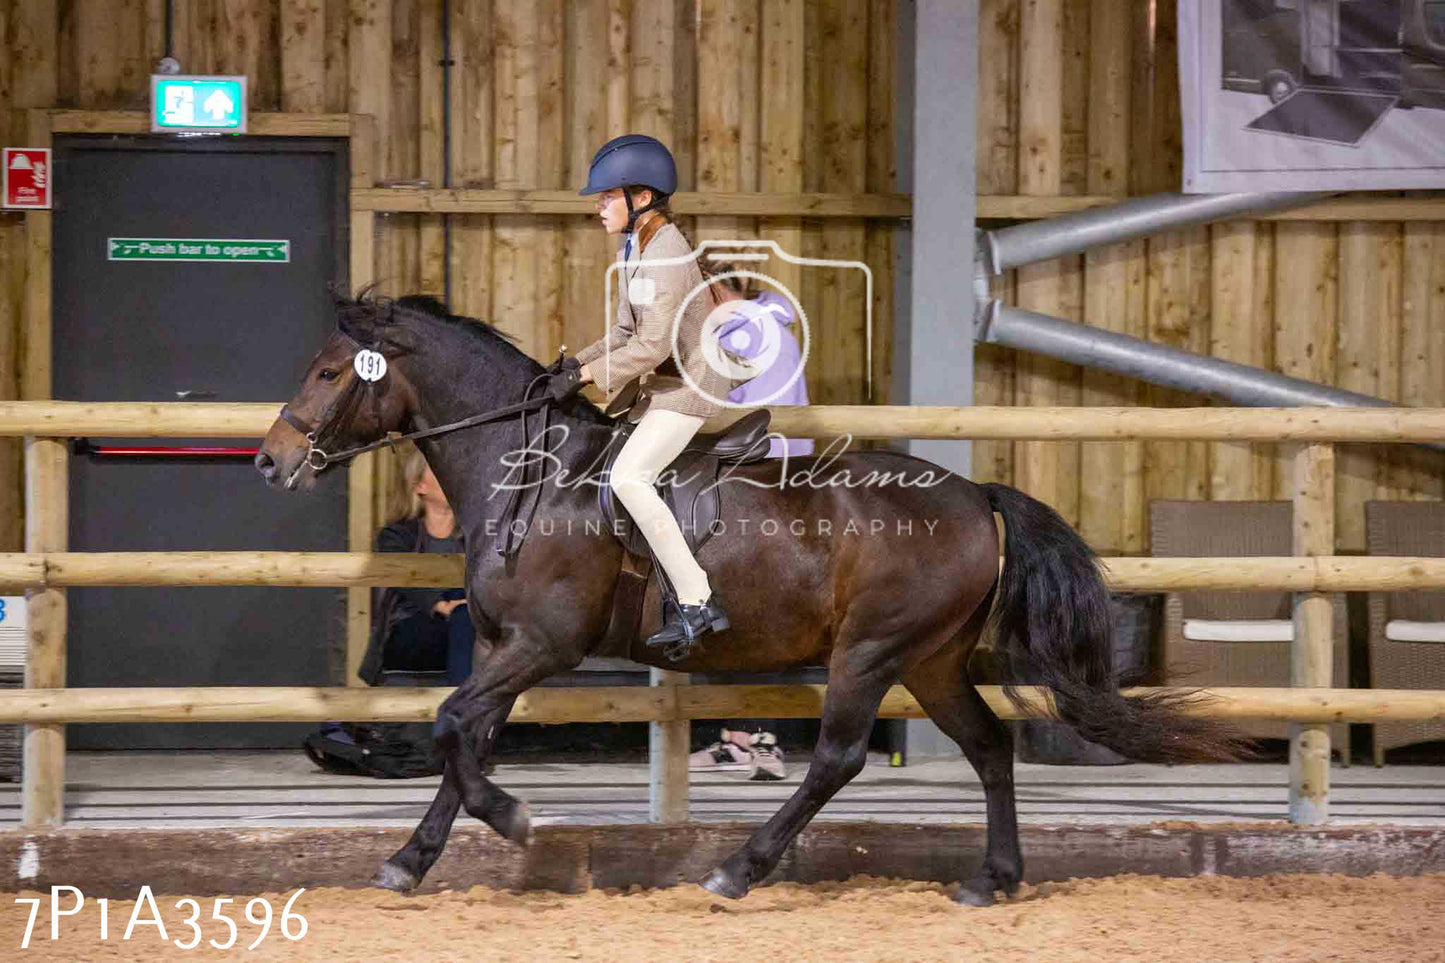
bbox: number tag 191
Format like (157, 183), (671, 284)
(353, 350), (387, 382)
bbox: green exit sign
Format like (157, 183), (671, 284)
(151, 75), (247, 133)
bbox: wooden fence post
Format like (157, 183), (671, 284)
(1290, 441), (1335, 824)
(21, 150), (64, 829)
(346, 206), (377, 685)
(649, 667), (689, 823)
(22, 437), (66, 827)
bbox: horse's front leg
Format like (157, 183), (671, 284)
(444, 694), (532, 844)
(434, 632), (573, 831)
(375, 757), (463, 892)
(375, 640), (568, 892)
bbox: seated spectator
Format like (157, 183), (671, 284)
(709, 263), (814, 459)
(307, 448), (472, 776)
(356, 447), (474, 687)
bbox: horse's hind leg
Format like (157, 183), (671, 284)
(700, 656), (896, 899)
(901, 639), (1023, 906)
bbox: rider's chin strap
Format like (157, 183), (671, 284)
(623, 187), (668, 237)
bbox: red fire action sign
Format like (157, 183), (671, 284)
(3, 148), (51, 210)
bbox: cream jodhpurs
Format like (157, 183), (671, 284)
(609, 408), (713, 605)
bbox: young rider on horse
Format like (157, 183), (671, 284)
(546, 133), (734, 651)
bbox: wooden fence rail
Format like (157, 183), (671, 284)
(10, 404), (1445, 830)
(1, 552), (1443, 591)
(2, 686), (1443, 726)
(0, 403), (1443, 442)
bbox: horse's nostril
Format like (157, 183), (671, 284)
(255, 451), (277, 481)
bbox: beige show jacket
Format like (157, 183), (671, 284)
(574, 220), (733, 421)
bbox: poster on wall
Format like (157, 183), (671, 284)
(1180, 0), (1445, 192)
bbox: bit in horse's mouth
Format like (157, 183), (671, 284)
(284, 462), (305, 491)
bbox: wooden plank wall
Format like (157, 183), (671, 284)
(1, 0), (1441, 557)
(971, 0), (1445, 554)
(0, 0), (895, 545)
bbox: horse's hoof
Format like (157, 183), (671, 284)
(372, 862), (419, 894)
(698, 866), (749, 900)
(953, 883), (996, 907)
(500, 800), (532, 847)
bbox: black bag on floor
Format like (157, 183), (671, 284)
(303, 722), (443, 779)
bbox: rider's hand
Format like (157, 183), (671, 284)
(547, 367), (584, 402)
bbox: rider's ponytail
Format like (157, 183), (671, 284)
(652, 197), (719, 304)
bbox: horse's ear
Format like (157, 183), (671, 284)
(335, 283), (387, 345)
(337, 308), (375, 345)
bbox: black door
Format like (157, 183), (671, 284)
(52, 135), (349, 749)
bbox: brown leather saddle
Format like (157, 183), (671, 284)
(597, 409), (773, 558)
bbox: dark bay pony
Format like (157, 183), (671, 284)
(256, 294), (1242, 906)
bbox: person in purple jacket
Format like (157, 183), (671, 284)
(708, 265), (814, 459)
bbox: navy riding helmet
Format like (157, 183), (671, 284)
(579, 133), (677, 232)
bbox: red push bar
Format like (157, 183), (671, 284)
(83, 445), (261, 458)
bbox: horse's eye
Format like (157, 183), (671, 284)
(318, 369), (339, 383)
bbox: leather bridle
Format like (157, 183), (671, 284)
(277, 325), (560, 559)
(277, 331), (390, 471)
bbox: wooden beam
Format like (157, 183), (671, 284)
(746, 405), (1445, 441)
(1, 684), (1444, 725)
(0, 402), (1440, 442)
(346, 455), (376, 687)
(0, 551), (1441, 592)
(352, 188), (912, 217)
(20, 212), (50, 402)
(1263, 196), (1445, 222)
(649, 668), (689, 824)
(346, 209), (377, 685)
(346, 190), (1445, 221)
(349, 114), (377, 191)
(29, 551), (466, 587)
(44, 111), (352, 136)
(0, 401), (279, 436)
(22, 437), (65, 827)
(1290, 442), (1335, 825)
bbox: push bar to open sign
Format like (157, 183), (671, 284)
(106, 238), (290, 263)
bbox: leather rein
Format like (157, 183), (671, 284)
(279, 333), (555, 471)
(278, 332), (559, 558)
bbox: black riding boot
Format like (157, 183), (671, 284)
(645, 593), (730, 659)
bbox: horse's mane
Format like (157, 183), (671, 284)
(338, 288), (522, 347)
(337, 289), (613, 425)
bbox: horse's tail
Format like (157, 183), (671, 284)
(980, 482), (1249, 763)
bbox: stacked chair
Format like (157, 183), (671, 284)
(1150, 500), (1350, 758)
(1365, 500), (1445, 765)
